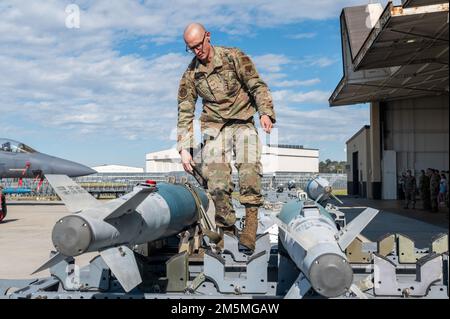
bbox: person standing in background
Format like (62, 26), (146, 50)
(438, 173), (447, 207)
(430, 169), (440, 213)
(403, 170), (416, 209)
(419, 170), (431, 210)
(0, 185), (7, 222)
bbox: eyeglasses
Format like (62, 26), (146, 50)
(185, 32), (206, 54)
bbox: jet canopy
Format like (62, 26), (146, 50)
(0, 138), (37, 154)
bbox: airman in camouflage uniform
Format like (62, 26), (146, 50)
(419, 170), (431, 210)
(177, 23), (275, 253)
(430, 169), (440, 213)
(402, 170), (416, 209)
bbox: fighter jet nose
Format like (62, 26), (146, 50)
(73, 165), (97, 177)
(50, 158), (96, 177)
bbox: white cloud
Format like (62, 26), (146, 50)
(274, 104), (370, 144)
(312, 57), (338, 67)
(1, 1), (374, 47)
(272, 90), (330, 104)
(286, 32), (317, 40)
(0, 41), (191, 140)
(251, 55), (324, 90)
(298, 56), (339, 68)
(272, 78), (321, 88)
(16, 1), (372, 34)
(262, 72), (288, 83)
(252, 54), (291, 73)
(262, 83), (365, 146)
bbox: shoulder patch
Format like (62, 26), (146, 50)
(241, 56), (252, 65)
(178, 85), (188, 100)
(244, 64), (255, 77)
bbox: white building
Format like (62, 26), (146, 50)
(145, 144), (319, 174)
(145, 149), (183, 173)
(92, 164), (144, 173)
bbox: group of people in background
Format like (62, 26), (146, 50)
(401, 169), (448, 212)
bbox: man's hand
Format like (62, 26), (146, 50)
(260, 115), (273, 134)
(180, 149), (195, 173)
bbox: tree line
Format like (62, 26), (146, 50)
(319, 159), (346, 173)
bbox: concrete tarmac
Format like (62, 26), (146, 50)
(0, 204), (97, 279)
(337, 197), (448, 247)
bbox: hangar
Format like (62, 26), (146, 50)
(330, 1), (449, 199)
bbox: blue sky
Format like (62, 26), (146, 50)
(0, 1), (399, 168)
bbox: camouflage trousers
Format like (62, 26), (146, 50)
(431, 194), (439, 212)
(421, 191), (431, 210)
(404, 190), (416, 208)
(430, 186), (439, 212)
(199, 121), (263, 228)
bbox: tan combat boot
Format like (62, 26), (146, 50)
(238, 207), (258, 254)
(216, 237), (224, 251)
(214, 226), (237, 252)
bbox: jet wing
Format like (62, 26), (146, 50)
(45, 174), (101, 213)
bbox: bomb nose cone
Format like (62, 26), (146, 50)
(309, 253), (353, 298)
(52, 215), (92, 256)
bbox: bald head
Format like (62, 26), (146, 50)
(184, 23), (206, 42)
(183, 23), (213, 62)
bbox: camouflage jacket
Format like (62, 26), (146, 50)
(430, 174), (440, 191)
(176, 46), (276, 152)
(419, 175), (430, 192)
(403, 175), (416, 192)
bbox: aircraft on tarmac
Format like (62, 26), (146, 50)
(0, 138), (96, 181)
